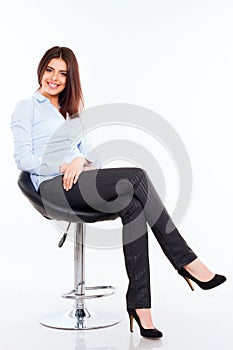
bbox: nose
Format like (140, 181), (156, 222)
(51, 71), (58, 81)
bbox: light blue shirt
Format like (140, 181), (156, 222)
(11, 91), (99, 191)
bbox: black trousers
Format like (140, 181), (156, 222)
(39, 167), (197, 308)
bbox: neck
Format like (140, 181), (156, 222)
(38, 89), (60, 110)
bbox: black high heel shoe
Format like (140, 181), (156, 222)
(178, 267), (226, 291)
(127, 308), (163, 338)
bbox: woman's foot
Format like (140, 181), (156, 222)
(135, 308), (155, 329)
(183, 258), (215, 282)
(179, 258), (226, 290)
(127, 308), (163, 338)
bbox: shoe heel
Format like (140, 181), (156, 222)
(127, 308), (163, 338)
(184, 276), (194, 291)
(178, 267), (226, 291)
(129, 314), (134, 332)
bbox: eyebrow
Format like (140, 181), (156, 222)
(47, 65), (67, 73)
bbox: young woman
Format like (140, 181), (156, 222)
(11, 46), (226, 339)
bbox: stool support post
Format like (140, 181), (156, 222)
(40, 221), (120, 329)
(74, 222), (86, 295)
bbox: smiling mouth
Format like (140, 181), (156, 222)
(48, 82), (60, 89)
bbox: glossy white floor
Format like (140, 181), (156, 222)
(1, 279), (232, 350)
(2, 200), (232, 350)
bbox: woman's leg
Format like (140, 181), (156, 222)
(126, 167), (198, 269)
(39, 170), (151, 308)
(71, 167), (197, 269)
(39, 167), (197, 308)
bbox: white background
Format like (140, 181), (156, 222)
(0, 1), (233, 349)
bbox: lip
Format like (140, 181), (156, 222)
(48, 82), (60, 89)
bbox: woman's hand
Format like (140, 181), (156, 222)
(60, 157), (88, 191)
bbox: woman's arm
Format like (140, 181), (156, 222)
(11, 99), (43, 174)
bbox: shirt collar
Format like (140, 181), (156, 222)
(33, 90), (49, 103)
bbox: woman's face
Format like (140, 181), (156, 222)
(39, 58), (68, 99)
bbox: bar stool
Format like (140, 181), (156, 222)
(18, 171), (120, 330)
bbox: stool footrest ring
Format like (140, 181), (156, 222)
(62, 285), (116, 300)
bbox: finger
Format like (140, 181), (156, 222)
(68, 175), (74, 190)
(73, 172), (80, 184)
(63, 172), (74, 191)
(73, 166), (84, 185)
(62, 176), (69, 191)
(68, 172), (79, 189)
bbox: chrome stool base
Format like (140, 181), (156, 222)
(40, 223), (120, 330)
(40, 303), (120, 330)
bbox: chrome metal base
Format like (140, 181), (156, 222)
(40, 223), (120, 330)
(40, 303), (120, 330)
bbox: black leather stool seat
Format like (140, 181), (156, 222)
(18, 171), (118, 223)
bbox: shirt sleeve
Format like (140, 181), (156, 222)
(63, 116), (101, 168)
(11, 99), (43, 174)
(78, 133), (101, 168)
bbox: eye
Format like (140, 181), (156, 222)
(46, 67), (53, 72)
(61, 72), (67, 77)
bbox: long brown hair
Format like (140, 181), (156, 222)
(37, 46), (84, 118)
